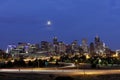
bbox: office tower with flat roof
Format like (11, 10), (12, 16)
(81, 38), (89, 53)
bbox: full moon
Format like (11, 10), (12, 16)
(47, 20), (52, 26)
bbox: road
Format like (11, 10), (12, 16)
(0, 62), (120, 75)
(0, 68), (120, 75)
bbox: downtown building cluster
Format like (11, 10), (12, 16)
(5, 36), (117, 58)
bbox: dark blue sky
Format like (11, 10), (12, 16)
(0, 0), (120, 50)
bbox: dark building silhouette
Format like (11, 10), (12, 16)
(41, 41), (49, 51)
(90, 42), (95, 55)
(53, 37), (58, 44)
(71, 40), (79, 53)
(95, 36), (100, 43)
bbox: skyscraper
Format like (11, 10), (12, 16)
(90, 42), (95, 55)
(41, 41), (49, 51)
(94, 36), (105, 55)
(53, 37), (58, 45)
(58, 41), (66, 53)
(95, 36), (100, 44)
(71, 40), (79, 53)
(81, 38), (89, 53)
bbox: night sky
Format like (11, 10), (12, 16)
(0, 0), (120, 50)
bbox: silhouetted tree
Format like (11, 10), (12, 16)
(19, 58), (26, 67)
(28, 60), (33, 67)
(0, 62), (6, 68)
(6, 61), (13, 68)
(49, 57), (54, 62)
(33, 59), (38, 67)
(55, 60), (59, 66)
(13, 59), (19, 67)
(38, 59), (44, 67)
(0, 49), (6, 59)
(13, 58), (26, 67)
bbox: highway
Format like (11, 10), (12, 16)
(0, 62), (120, 75)
(0, 68), (120, 75)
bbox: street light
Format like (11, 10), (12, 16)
(75, 59), (79, 69)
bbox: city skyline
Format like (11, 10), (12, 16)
(0, 0), (120, 50)
(5, 36), (111, 55)
(0, 36), (111, 50)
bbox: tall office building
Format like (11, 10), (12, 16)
(71, 40), (79, 53)
(94, 36), (105, 55)
(95, 36), (100, 44)
(6, 45), (16, 54)
(58, 41), (66, 53)
(41, 41), (49, 51)
(81, 38), (89, 53)
(90, 42), (95, 55)
(53, 37), (58, 44)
